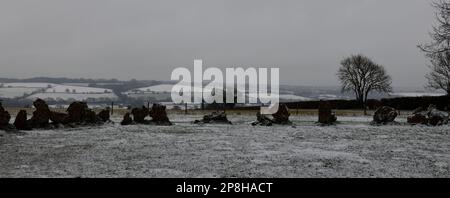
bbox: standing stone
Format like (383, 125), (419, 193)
(0, 102), (15, 131)
(14, 110), (31, 130)
(66, 102), (89, 123)
(372, 106), (398, 124)
(149, 103), (172, 125)
(0, 103), (11, 126)
(97, 108), (111, 122)
(121, 113), (133, 125)
(131, 106), (149, 123)
(272, 104), (291, 124)
(29, 99), (51, 128)
(84, 109), (99, 124)
(427, 105), (449, 126)
(318, 101), (337, 125)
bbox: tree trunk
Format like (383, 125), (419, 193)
(363, 92), (369, 116)
(363, 101), (367, 115)
(357, 98), (366, 115)
(357, 93), (367, 115)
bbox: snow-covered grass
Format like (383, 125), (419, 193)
(0, 113), (448, 178)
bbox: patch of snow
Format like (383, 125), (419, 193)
(390, 92), (446, 97)
(46, 84), (112, 94)
(27, 92), (118, 101)
(0, 87), (41, 98)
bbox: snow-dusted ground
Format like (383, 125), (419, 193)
(0, 114), (449, 178)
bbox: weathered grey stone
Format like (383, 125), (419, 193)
(373, 106), (398, 124)
(427, 105), (448, 126)
(272, 104), (291, 124)
(251, 112), (273, 126)
(194, 111), (232, 124)
(407, 104), (448, 126)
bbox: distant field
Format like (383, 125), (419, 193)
(0, 82), (118, 101)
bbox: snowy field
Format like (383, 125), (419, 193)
(0, 114), (449, 178)
(0, 82), (118, 101)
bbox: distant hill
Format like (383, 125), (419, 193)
(0, 77), (446, 107)
(0, 82), (118, 102)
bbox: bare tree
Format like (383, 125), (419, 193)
(419, 0), (450, 95)
(337, 54), (392, 114)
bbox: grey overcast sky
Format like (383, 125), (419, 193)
(0, 0), (436, 87)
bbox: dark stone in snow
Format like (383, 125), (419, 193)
(271, 104), (291, 125)
(121, 113), (133, 125)
(426, 105), (448, 126)
(0, 102), (11, 127)
(251, 112), (273, 126)
(50, 111), (69, 124)
(14, 110), (32, 130)
(407, 113), (428, 125)
(194, 111), (232, 124)
(29, 99), (51, 128)
(131, 106), (149, 123)
(407, 104), (448, 126)
(84, 109), (99, 124)
(373, 106), (398, 124)
(149, 103), (172, 125)
(97, 108), (111, 122)
(66, 101), (89, 123)
(318, 101), (337, 125)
